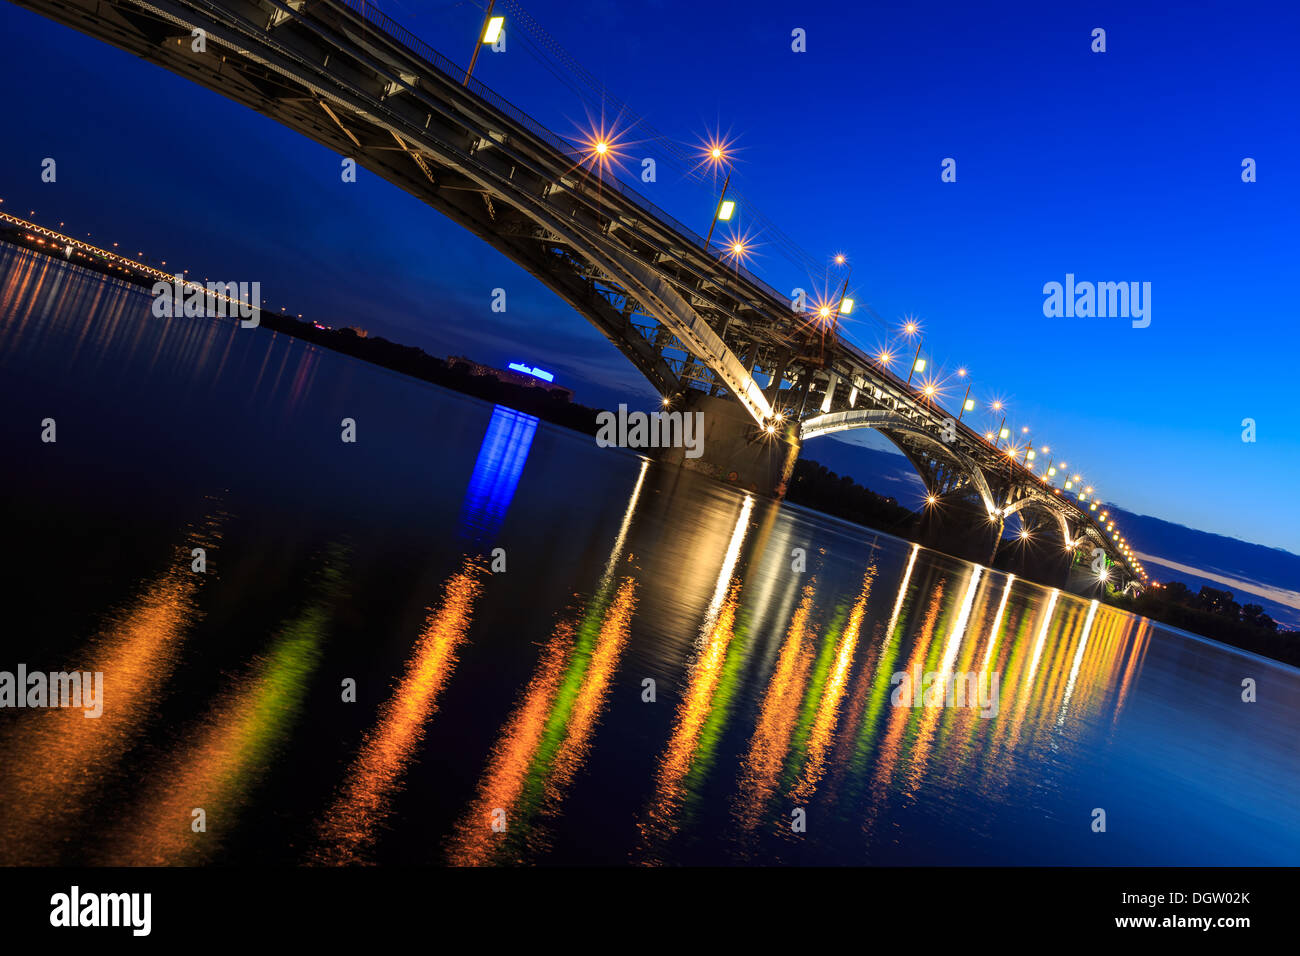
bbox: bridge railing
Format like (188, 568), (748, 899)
(331, 0), (798, 315)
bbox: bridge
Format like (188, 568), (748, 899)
(12, 0), (1147, 592)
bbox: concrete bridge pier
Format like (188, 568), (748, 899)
(656, 391), (801, 497)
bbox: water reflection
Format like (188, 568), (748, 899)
(458, 406), (539, 544)
(445, 462), (648, 865)
(732, 583), (817, 840)
(100, 554), (345, 866)
(311, 559), (485, 865)
(0, 510), (222, 865)
(635, 496), (756, 861)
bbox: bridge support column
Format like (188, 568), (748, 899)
(656, 391), (800, 498)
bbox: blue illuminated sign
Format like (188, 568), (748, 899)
(507, 362), (555, 383)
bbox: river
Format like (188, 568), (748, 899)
(1, 243), (1297, 866)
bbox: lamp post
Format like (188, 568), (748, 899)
(906, 338), (923, 386)
(704, 166), (733, 249)
(957, 383), (973, 421)
(830, 254), (853, 339)
(464, 2), (504, 85)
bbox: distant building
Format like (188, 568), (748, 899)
(447, 355), (572, 401)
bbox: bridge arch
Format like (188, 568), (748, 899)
(1002, 493), (1073, 545)
(801, 408), (998, 514)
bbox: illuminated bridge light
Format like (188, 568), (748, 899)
(482, 16), (505, 44)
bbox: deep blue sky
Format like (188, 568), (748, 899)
(1, 0), (1296, 552)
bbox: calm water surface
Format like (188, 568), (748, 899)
(1, 244), (1297, 866)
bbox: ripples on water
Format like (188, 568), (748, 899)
(1, 245), (1297, 866)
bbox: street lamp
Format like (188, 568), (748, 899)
(465, 2), (504, 84)
(957, 381), (974, 421)
(907, 348), (925, 386)
(699, 137), (738, 250)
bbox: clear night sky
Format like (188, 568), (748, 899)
(1, 0), (1296, 551)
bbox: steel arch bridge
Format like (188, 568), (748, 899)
(11, 0), (1144, 588)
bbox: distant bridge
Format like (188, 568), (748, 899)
(11, 0), (1146, 589)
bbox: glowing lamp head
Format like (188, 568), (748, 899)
(717, 199), (736, 221)
(483, 16), (505, 44)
